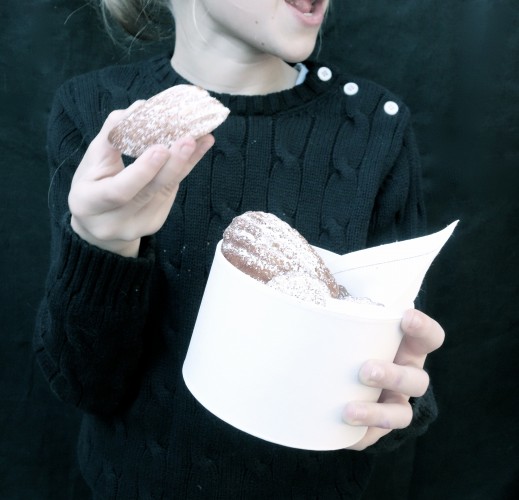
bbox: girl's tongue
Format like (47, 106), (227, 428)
(286, 0), (315, 15)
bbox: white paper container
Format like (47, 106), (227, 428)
(183, 222), (458, 450)
(183, 242), (403, 451)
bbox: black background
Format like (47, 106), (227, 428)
(1, 1), (518, 499)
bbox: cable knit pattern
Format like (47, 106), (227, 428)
(34, 55), (434, 499)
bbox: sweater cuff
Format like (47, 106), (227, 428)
(49, 215), (156, 310)
(365, 384), (439, 454)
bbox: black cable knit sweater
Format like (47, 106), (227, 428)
(34, 55), (437, 499)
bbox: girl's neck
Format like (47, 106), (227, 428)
(171, 51), (299, 95)
(170, 5), (299, 95)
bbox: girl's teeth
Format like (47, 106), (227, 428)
(286, 0), (316, 15)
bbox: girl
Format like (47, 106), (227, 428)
(35, 0), (445, 497)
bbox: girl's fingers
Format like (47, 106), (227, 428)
(342, 397), (413, 430)
(346, 427), (391, 451)
(70, 146), (171, 216)
(358, 360), (430, 397)
(111, 136), (203, 208)
(148, 134), (215, 188)
(400, 309), (446, 356)
(343, 392), (415, 451)
(341, 311), (446, 451)
(79, 134), (214, 214)
(98, 146), (174, 208)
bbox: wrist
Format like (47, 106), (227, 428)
(70, 215), (141, 258)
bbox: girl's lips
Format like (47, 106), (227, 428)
(286, 0), (315, 14)
(285, 0), (327, 27)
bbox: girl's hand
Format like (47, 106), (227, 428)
(343, 309), (445, 450)
(69, 104), (215, 257)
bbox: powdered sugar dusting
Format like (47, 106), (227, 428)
(268, 272), (330, 306)
(108, 84), (230, 158)
(221, 211), (341, 299)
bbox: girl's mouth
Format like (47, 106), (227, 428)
(285, 0), (319, 16)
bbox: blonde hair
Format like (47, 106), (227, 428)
(99, 0), (173, 41)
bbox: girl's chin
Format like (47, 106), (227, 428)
(279, 41), (319, 63)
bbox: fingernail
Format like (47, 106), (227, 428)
(197, 135), (215, 153)
(151, 150), (169, 165)
(360, 363), (383, 384)
(403, 309), (421, 331)
(369, 366), (384, 382)
(179, 139), (196, 159)
(343, 404), (367, 425)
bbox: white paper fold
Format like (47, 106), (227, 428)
(183, 221), (458, 450)
(322, 220), (459, 313)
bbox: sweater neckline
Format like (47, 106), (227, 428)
(147, 54), (337, 116)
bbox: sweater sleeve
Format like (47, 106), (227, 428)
(33, 84), (155, 416)
(366, 118), (439, 452)
(367, 122), (427, 247)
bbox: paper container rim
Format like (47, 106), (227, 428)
(209, 241), (403, 322)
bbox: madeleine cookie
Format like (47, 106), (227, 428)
(222, 211), (345, 302)
(108, 84), (230, 157)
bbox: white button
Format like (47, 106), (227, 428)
(317, 67), (332, 81)
(384, 101), (399, 115)
(343, 82), (359, 96)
